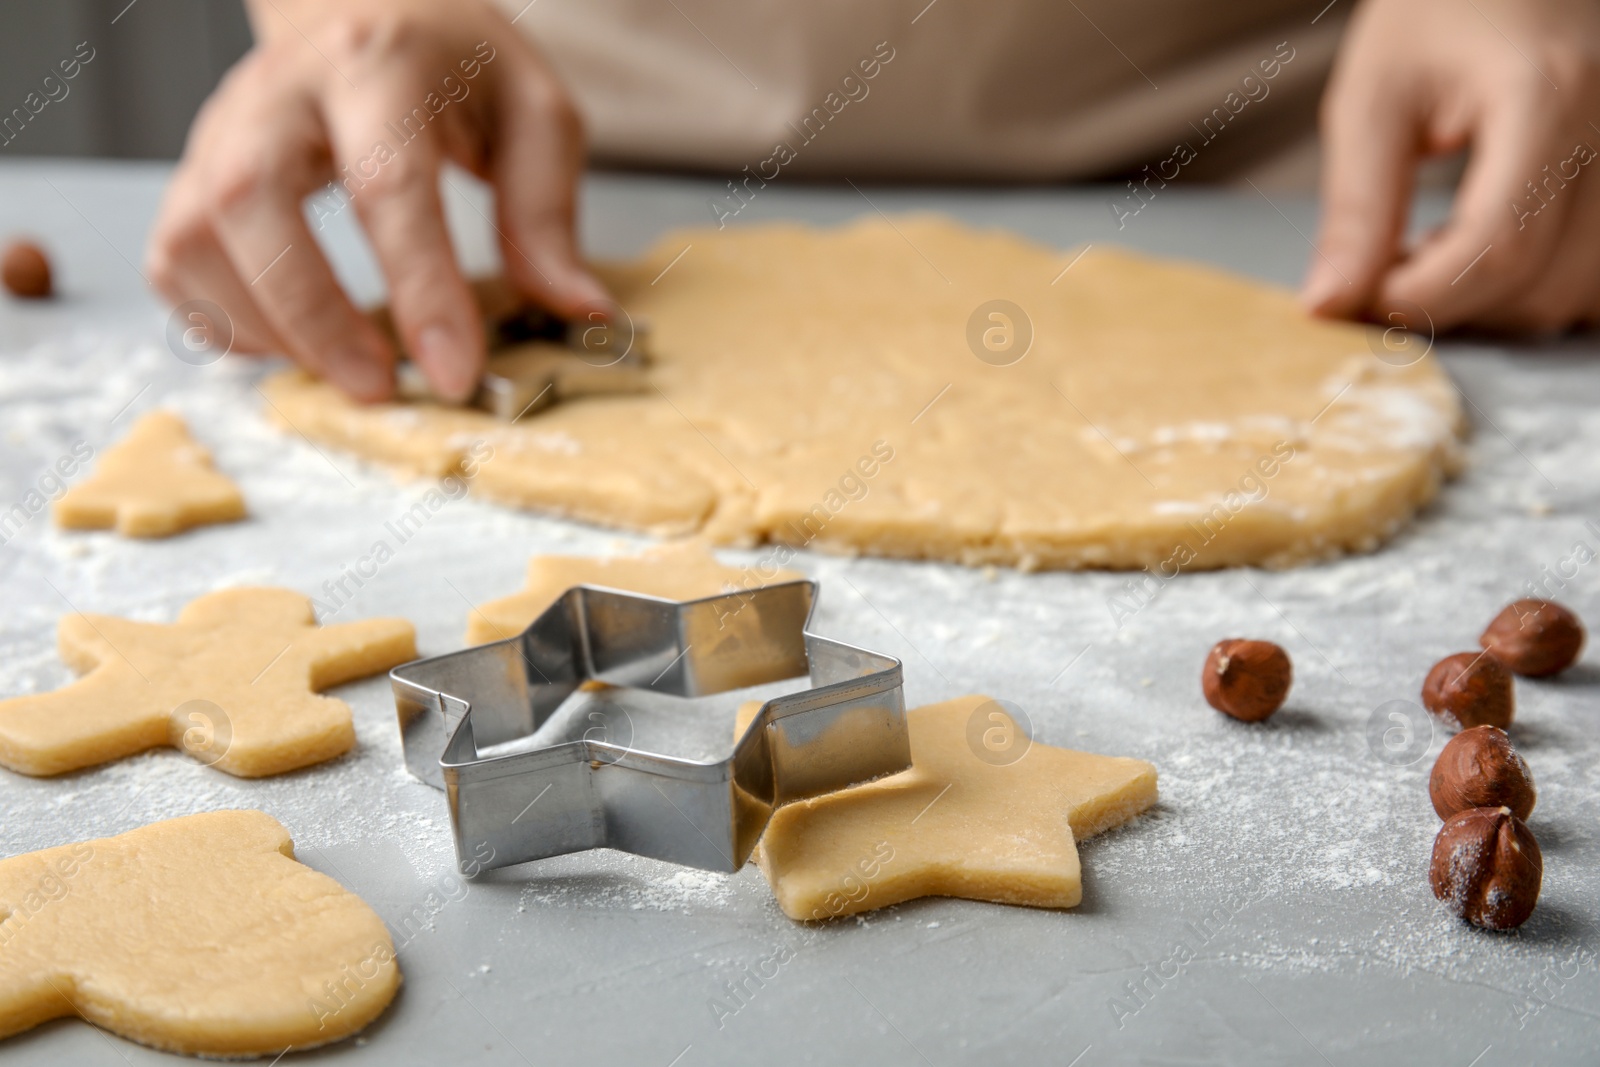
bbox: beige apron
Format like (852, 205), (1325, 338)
(495, 0), (1346, 181)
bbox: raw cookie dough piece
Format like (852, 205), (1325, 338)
(468, 540), (801, 643)
(55, 411), (246, 537)
(0, 587), (416, 777)
(260, 217), (1465, 570)
(738, 694), (1157, 921)
(0, 811), (399, 1057)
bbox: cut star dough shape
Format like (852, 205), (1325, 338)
(467, 540), (800, 644)
(737, 694), (1158, 921)
(0, 587), (416, 777)
(260, 216), (1464, 570)
(0, 811), (399, 1056)
(55, 410), (246, 537)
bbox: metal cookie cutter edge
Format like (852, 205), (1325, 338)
(391, 579), (909, 875)
(391, 299), (650, 421)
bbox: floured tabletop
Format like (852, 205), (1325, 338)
(0, 161), (1596, 1065)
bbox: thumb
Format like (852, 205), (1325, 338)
(1302, 75), (1420, 319)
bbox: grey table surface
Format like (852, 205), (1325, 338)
(0, 160), (1597, 1067)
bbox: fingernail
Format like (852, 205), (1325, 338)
(1300, 270), (1345, 315)
(568, 269), (613, 311)
(331, 344), (393, 402)
(417, 324), (479, 404)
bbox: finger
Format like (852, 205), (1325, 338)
(1376, 80), (1575, 330)
(1476, 162), (1600, 334)
(147, 58), (285, 354)
(161, 230), (284, 355)
(147, 206), (283, 355)
(489, 53), (611, 319)
(325, 84), (484, 403)
(1302, 66), (1422, 318)
(201, 89), (395, 401)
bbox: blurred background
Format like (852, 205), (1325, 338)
(0, 0), (250, 159)
(0, 1), (1469, 193)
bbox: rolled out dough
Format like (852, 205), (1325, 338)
(467, 540), (800, 644)
(738, 695), (1158, 921)
(261, 216), (1464, 570)
(0, 811), (399, 1056)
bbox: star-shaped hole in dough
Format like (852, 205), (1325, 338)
(737, 694), (1158, 921)
(0, 811), (399, 1057)
(0, 587), (416, 777)
(55, 410), (246, 537)
(466, 540), (800, 644)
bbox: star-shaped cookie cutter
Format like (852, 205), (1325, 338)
(392, 580), (909, 874)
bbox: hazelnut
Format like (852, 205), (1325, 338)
(1422, 652), (1513, 731)
(1429, 806), (1542, 930)
(1429, 725), (1535, 821)
(1480, 598), (1585, 677)
(1202, 639), (1291, 721)
(2, 239), (52, 299)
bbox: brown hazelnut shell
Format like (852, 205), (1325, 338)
(1202, 639), (1291, 722)
(1429, 725), (1535, 821)
(2, 239), (52, 299)
(1480, 598), (1585, 677)
(1429, 806), (1542, 930)
(1422, 652), (1513, 731)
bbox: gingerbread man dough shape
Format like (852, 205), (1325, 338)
(0, 587), (416, 777)
(740, 695), (1158, 921)
(0, 811), (399, 1057)
(55, 410), (246, 537)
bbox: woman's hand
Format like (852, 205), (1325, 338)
(146, 0), (609, 401)
(1304, 0), (1600, 335)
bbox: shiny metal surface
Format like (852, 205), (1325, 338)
(389, 287), (650, 420)
(392, 580), (909, 874)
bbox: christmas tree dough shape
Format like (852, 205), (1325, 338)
(259, 217), (1464, 571)
(737, 695), (1158, 921)
(0, 811), (399, 1057)
(0, 587), (416, 777)
(55, 410), (246, 537)
(467, 540), (800, 644)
